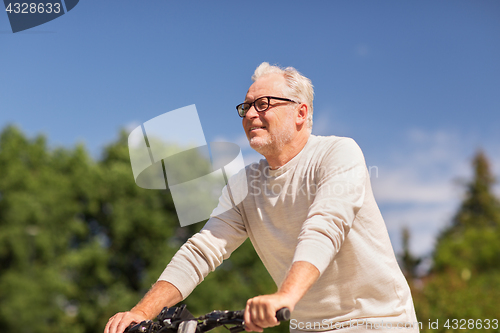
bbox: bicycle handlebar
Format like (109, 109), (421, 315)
(230, 307), (290, 324)
(275, 307), (291, 322)
(125, 305), (290, 333)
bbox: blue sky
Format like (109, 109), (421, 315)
(1, 0), (500, 259)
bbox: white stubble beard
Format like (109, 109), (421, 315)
(249, 112), (295, 157)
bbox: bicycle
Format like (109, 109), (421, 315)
(125, 304), (291, 333)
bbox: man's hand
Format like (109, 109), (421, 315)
(103, 281), (183, 333)
(244, 261), (320, 332)
(244, 294), (292, 332)
(104, 310), (148, 333)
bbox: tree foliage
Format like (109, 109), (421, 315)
(433, 150), (500, 274)
(399, 226), (422, 280)
(411, 151), (500, 332)
(0, 126), (283, 333)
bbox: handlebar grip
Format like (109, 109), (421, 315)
(236, 307), (291, 322)
(276, 308), (291, 322)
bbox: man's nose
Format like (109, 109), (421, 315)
(245, 105), (259, 118)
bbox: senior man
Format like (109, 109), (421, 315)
(105, 63), (419, 333)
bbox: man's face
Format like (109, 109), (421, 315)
(242, 74), (297, 156)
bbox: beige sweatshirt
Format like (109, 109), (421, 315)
(159, 135), (419, 332)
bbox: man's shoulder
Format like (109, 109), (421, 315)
(307, 135), (361, 153)
(304, 135), (366, 171)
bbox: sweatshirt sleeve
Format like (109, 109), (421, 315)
(158, 179), (248, 299)
(292, 138), (367, 274)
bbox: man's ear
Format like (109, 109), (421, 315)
(295, 103), (308, 127)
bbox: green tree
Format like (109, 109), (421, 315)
(68, 130), (182, 333)
(413, 151), (500, 332)
(0, 126), (86, 333)
(399, 226), (422, 280)
(0, 126), (286, 333)
(433, 150), (500, 274)
(0, 127), (182, 333)
(448, 150), (500, 233)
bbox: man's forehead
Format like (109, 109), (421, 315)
(245, 74), (285, 100)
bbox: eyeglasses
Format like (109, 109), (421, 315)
(236, 96), (299, 118)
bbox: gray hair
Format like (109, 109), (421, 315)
(252, 62), (314, 129)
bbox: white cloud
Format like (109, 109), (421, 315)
(371, 128), (500, 258)
(372, 170), (456, 205)
(384, 202), (457, 257)
(372, 129), (469, 204)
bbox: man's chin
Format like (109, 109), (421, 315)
(249, 138), (272, 155)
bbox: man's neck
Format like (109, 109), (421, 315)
(265, 133), (311, 170)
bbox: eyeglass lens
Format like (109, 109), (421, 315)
(254, 97), (269, 112)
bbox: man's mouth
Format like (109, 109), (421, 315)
(249, 126), (266, 132)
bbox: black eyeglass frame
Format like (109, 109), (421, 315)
(236, 96), (299, 118)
